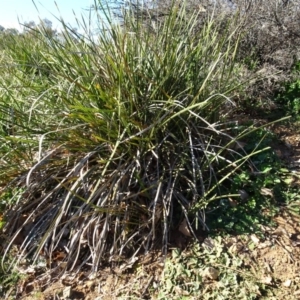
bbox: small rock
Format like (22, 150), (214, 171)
(294, 289), (300, 295)
(86, 280), (95, 288)
(239, 189), (249, 201)
(261, 275), (272, 285)
(283, 279), (292, 287)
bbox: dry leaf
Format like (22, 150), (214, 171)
(229, 242), (244, 254)
(88, 273), (97, 280)
(85, 280), (95, 288)
(119, 256), (139, 272)
(257, 240), (272, 249)
(228, 197), (238, 207)
(272, 226), (288, 237)
(63, 286), (72, 299)
(203, 267), (219, 280)
(250, 234), (260, 244)
(260, 188), (274, 197)
(178, 218), (192, 237)
(203, 237), (215, 251)
(198, 5), (206, 12)
(24, 267), (35, 274)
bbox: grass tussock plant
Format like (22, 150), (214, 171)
(0, 1), (280, 275)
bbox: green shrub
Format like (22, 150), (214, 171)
(275, 78), (300, 118)
(273, 60), (300, 118)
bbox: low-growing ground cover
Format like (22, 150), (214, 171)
(1, 0), (300, 299)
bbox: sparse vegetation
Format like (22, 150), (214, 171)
(0, 0), (300, 299)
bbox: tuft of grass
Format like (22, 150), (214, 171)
(0, 1), (285, 278)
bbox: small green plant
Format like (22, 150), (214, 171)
(158, 238), (266, 299)
(0, 257), (25, 298)
(276, 80), (300, 118)
(0, 187), (25, 231)
(205, 126), (286, 235)
(274, 61), (300, 119)
(277, 169), (300, 217)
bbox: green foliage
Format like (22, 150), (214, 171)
(0, 188), (24, 230)
(205, 127), (286, 235)
(275, 61), (300, 118)
(158, 239), (265, 299)
(277, 168), (300, 217)
(0, 256), (25, 298)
